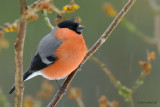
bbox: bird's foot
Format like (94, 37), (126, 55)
(59, 85), (66, 94)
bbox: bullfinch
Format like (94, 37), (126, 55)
(9, 20), (87, 94)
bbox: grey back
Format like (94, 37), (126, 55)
(37, 27), (62, 64)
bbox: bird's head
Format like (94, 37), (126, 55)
(57, 20), (84, 34)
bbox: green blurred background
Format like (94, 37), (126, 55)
(0, 0), (160, 107)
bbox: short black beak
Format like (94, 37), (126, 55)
(76, 25), (84, 34)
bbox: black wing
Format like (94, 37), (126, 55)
(30, 53), (57, 71)
(9, 53), (57, 94)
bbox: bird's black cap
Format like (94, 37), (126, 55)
(58, 20), (84, 34)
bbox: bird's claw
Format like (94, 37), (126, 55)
(59, 86), (66, 94)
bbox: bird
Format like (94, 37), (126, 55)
(9, 20), (87, 94)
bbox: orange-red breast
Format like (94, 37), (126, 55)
(9, 20), (87, 94)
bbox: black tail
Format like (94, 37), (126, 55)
(9, 71), (32, 94)
(9, 84), (15, 94)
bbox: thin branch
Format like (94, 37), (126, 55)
(90, 56), (119, 88)
(0, 0), (55, 37)
(121, 18), (156, 46)
(133, 29), (156, 45)
(154, 13), (160, 55)
(47, 0), (136, 106)
(128, 95), (135, 107)
(69, 88), (84, 107)
(91, 56), (134, 107)
(131, 72), (145, 92)
(149, 0), (160, 55)
(42, 10), (54, 29)
(122, 18), (156, 45)
(14, 0), (27, 106)
(52, 4), (65, 15)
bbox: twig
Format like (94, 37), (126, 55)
(149, 0), (160, 55)
(0, 0), (55, 37)
(91, 56), (134, 107)
(154, 12), (160, 55)
(99, 95), (119, 107)
(52, 5), (64, 15)
(47, 0), (136, 106)
(75, 97), (84, 107)
(14, 0), (27, 106)
(131, 72), (145, 92)
(128, 95), (134, 107)
(90, 56), (119, 88)
(69, 88), (84, 107)
(121, 19), (156, 45)
(42, 10), (54, 29)
(91, 52), (155, 107)
(133, 29), (156, 45)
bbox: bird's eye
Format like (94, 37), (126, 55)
(75, 23), (79, 27)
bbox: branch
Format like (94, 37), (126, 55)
(154, 12), (160, 55)
(90, 56), (119, 88)
(121, 19), (156, 45)
(42, 10), (54, 29)
(14, 0), (27, 106)
(47, 0), (136, 106)
(69, 88), (84, 107)
(0, 0), (54, 38)
(149, 0), (160, 55)
(91, 56), (133, 106)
